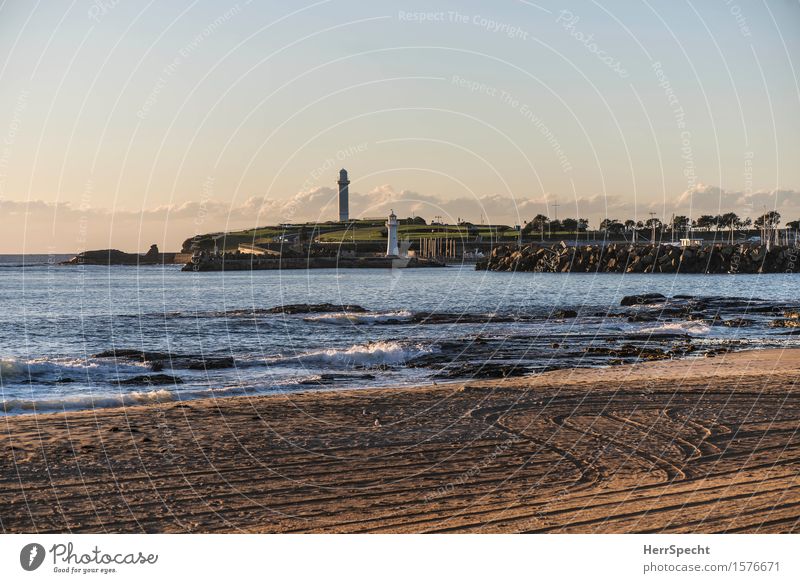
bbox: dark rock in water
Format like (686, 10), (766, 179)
(627, 313), (658, 323)
(433, 362), (530, 379)
(266, 303), (367, 314)
(304, 373), (377, 385)
(769, 319), (800, 328)
(94, 349), (234, 370)
(685, 313), (708, 321)
(552, 310), (578, 319)
(183, 357), (234, 370)
(620, 293), (666, 306)
(94, 349), (171, 361)
(410, 312), (516, 324)
(722, 318), (754, 328)
(117, 374), (182, 385)
(585, 345), (670, 360)
(704, 347), (731, 357)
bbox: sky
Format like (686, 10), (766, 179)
(0, 0), (799, 253)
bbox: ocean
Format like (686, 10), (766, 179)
(1, 255), (799, 414)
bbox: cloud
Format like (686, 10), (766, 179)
(201, 185), (632, 226)
(3, 184), (798, 253)
(675, 184), (800, 217)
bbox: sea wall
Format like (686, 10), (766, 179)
(182, 255), (445, 271)
(476, 242), (800, 274)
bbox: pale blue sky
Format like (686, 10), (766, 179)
(1, 0), (799, 251)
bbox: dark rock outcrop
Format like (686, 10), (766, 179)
(61, 245), (187, 266)
(621, 293), (666, 306)
(117, 374), (182, 385)
(266, 303), (368, 314)
(94, 349), (234, 370)
(552, 309), (578, 318)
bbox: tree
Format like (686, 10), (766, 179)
(786, 220), (800, 230)
(522, 214), (549, 235)
(695, 215), (717, 231)
(624, 219), (636, 232)
(719, 212), (739, 242)
(754, 210), (781, 228)
(645, 217), (662, 230)
(607, 222), (625, 236)
(599, 218), (620, 232)
(561, 217), (578, 231)
(399, 216), (426, 225)
(672, 215), (690, 232)
(719, 212), (739, 230)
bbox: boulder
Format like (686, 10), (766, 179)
(552, 309), (578, 319)
(117, 374), (182, 385)
(620, 293), (666, 306)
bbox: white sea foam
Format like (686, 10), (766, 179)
(1, 389), (175, 413)
(304, 310), (413, 325)
(280, 340), (435, 367)
(0, 356), (147, 383)
(638, 321), (711, 335)
(0, 358), (25, 379)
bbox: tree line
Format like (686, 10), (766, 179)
(522, 211), (798, 240)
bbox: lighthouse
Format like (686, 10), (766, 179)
(337, 168), (350, 222)
(386, 209), (399, 256)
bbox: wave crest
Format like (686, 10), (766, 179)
(304, 310), (413, 325)
(279, 340), (435, 367)
(1, 389), (175, 413)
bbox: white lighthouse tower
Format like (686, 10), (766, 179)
(386, 209), (399, 256)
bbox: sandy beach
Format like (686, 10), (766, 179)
(1, 348), (798, 533)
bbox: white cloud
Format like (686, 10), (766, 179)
(675, 184), (800, 218)
(3, 184), (798, 253)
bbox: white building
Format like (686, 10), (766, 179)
(386, 210), (399, 256)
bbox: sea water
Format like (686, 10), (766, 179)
(1, 255), (798, 414)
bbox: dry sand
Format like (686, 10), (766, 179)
(1, 348), (799, 533)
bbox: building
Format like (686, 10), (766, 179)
(337, 168), (350, 222)
(386, 210), (399, 256)
(680, 238), (704, 248)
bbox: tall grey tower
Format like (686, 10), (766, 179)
(337, 168), (350, 222)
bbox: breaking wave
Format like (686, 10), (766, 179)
(638, 321), (711, 335)
(304, 310), (413, 325)
(1, 389), (175, 413)
(0, 356), (147, 384)
(277, 340), (436, 367)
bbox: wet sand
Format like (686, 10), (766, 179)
(1, 348), (799, 533)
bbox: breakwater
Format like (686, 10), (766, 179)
(476, 242), (800, 274)
(182, 255), (445, 271)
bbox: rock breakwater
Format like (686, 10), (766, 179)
(476, 242), (800, 274)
